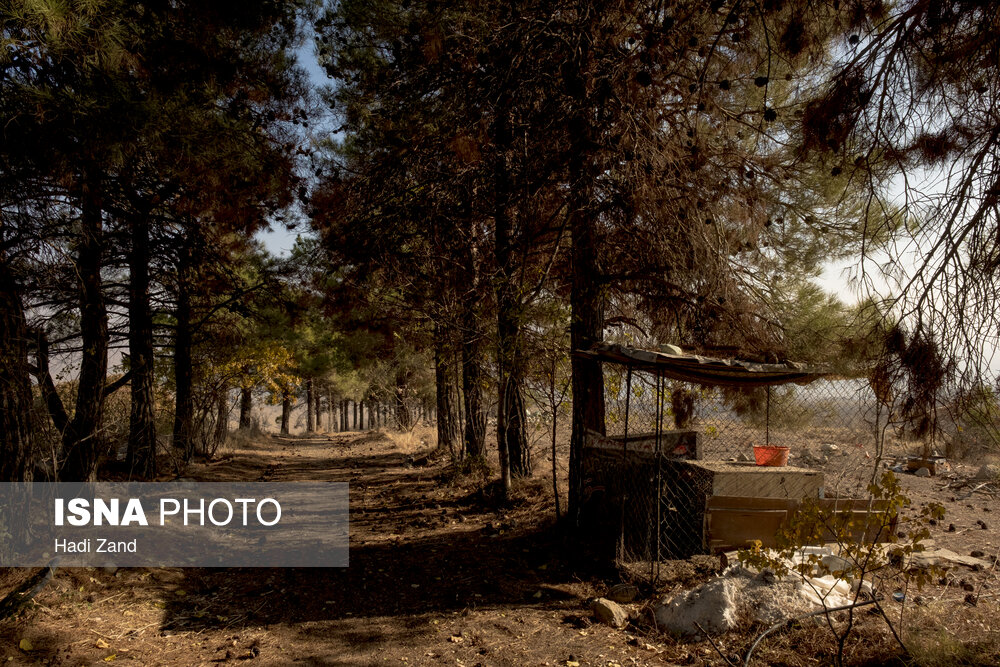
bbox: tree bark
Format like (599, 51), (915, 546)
(563, 8), (607, 522)
(61, 170), (108, 482)
(280, 390), (291, 435)
(395, 369), (412, 431)
(306, 378), (315, 433)
(239, 386), (253, 429)
(493, 96), (531, 487)
(214, 386), (229, 446)
(127, 206), (158, 478)
(567, 98), (606, 523)
(434, 324), (461, 457)
(125, 210), (158, 480)
(460, 229), (488, 458)
(316, 389), (323, 431)
(328, 388), (335, 431)
(461, 332), (487, 458)
(0, 259), (34, 482)
(171, 236), (195, 462)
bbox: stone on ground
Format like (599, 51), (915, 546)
(591, 598), (629, 628)
(974, 464), (1000, 481)
(607, 583), (639, 604)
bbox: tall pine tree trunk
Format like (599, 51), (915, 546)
(461, 336), (486, 458)
(214, 386), (229, 445)
(239, 386), (253, 429)
(306, 378), (315, 433)
(61, 170), (108, 482)
(493, 98), (531, 488)
(460, 229), (487, 459)
(0, 258), (34, 482)
(567, 65), (606, 522)
(434, 324), (461, 457)
(127, 207), (157, 478)
(172, 237), (194, 462)
(395, 370), (411, 431)
(280, 390), (291, 435)
(316, 390), (323, 431)
(558, 9), (607, 521)
(327, 389), (335, 431)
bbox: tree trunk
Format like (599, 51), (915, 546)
(306, 378), (315, 433)
(0, 259), (34, 482)
(239, 386), (253, 429)
(316, 389), (323, 431)
(280, 390), (291, 435)
(460, 229), (488, 458)
(493, 99), (531, 487)
(328, 388), (335, 431)
(461, 331), (487, 458)
(434, 324), (461, 457)
(395, 369), (412, 431)
(171, 237), (194, 463)
(61, 170), (108, 482)
(214, 386), (229, 446)
(550, 355), (561, 519)
(127, 207), (158, 478)
(567, 49), (607, 522)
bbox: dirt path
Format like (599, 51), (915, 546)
(5, 430), (998, 666)
(0, 431), (683, 666)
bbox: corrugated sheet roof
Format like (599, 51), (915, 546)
(573, 343), (828, 387)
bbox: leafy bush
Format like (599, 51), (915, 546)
(738, 471), (945, 666)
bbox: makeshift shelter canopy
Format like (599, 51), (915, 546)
(574, 343), (829, 388)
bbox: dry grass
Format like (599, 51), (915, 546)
(901, 599), (1000, 666)
(383, 424), (437, 453)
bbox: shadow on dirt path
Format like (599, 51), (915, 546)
(155, 430), (622, 664)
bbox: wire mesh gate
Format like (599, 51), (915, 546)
(579, 347), (886, 586)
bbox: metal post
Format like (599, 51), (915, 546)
(620, 366), (633, 563)
(652, 373), (664, 584)
(623, 366), (633, 451)
(766, 385), (771, 447)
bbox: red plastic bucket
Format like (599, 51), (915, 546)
(753, 445), (789, 466)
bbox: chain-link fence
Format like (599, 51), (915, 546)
(581, 362), (894, 584)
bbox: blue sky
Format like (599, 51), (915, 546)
(256, 38), (329, 258)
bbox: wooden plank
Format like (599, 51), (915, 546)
(705, 509), (788, 551)
(705, 496), (896, 553)
(679, 461), (824, 500)
(708, 496), (882, 511)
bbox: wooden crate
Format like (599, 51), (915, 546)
(672, 460), (824, 499)
(705, 496), (896, 553)
(581, 433), (874, 560)
(906, 456), (951, 476)
(655, 459), (825, 557)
